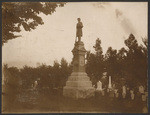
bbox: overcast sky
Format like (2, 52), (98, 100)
(2, 2), (148, 68)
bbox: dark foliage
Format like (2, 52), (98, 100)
(86, 34), (148, 89)
(86, 38), (104, 85)
(2, 2), (65, 45)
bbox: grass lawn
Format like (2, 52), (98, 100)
(2, 88), (147, 113)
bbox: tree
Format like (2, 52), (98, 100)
(123, 34), (148, 87)
(2, 2), (65, 45)
(60, 58), (68, 69)
(124, 34), (138, 50)
(36, 64), (50, 89)
(116, 47), (127, 78)
(60, 58), (72, 87)
(2, 64), (20, 110)
(105, 47), (118, 77)
(20, 65), (36, 89)
(93, 38), (103, 56)
(3, 65), (20, 93)
(86, 38), (104, 85)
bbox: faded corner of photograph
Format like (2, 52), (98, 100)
(2, 1), (148, 114)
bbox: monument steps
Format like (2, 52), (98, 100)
(63, 19), (95, 99)
(63, 86), (95, 99)
(66, 81), (92, 87)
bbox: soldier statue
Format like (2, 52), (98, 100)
(76, 18), (83, 42)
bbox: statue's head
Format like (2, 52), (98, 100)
(77, 18), (81, 22)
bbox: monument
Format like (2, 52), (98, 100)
(96, 81), (103, 91)
(63, 18), (95, 99)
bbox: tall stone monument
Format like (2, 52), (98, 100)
(63, 18), (95, 99)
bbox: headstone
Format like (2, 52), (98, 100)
(108, 76), (112, 89)
(116, 92), (119, 98)
(112, 84), (115, 89)
(96, 81), (102, 91)
(107, 88), (110, 92)
(139, 85), (144, 94)
(142, 94), (146, 101)
(63, 18), (95, 99)
(114, 89), (119, 98)
(122, 86), (126, 98)
(142, 106), (148, 113)
(102, 72), (107, 78)
(33, 81), (38, 89)
(101, 90), (105, 96)
(130, 90), (135, 100)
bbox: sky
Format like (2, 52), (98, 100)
(2, 2), (148, 68)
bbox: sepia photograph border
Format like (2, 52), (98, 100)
(0, 0), (150, 114)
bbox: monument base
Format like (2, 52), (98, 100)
(63, 72), (95, 99)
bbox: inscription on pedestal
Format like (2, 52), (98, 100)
(63, 41), (95, 99)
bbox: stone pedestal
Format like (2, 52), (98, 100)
(63, 41), (95, 99)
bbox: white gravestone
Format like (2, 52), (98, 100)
(122, 86), (126, 98)
(96, 81), (102, 91)
(116, 92), (119, 98)
(108, 76), (112, 89)
(101, 90), (105, 96)
(139, 85), (144, 94)
(102, 72), (107, 78)
(114, 89), (119, 98)
(107, 88), (109, 92)
(130, 90), (135, 100)
(33, 81), (38, 89)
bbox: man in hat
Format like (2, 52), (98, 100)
(76, 18), (83, 42)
